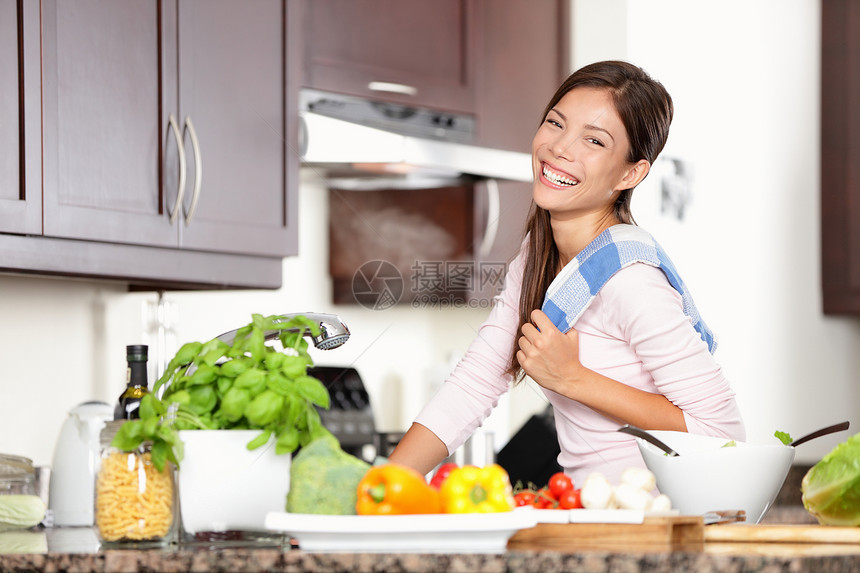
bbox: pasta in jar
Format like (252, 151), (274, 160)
(94, 447), (175, 546)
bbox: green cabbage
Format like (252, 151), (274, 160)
(0, 495), (46, 531)
(801, 432), (860, 526)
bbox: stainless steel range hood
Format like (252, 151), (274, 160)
(298, 89), (533, 189)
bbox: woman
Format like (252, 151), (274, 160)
(388, 61), (745, 486)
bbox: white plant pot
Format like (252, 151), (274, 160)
(177, 430), (290, 534)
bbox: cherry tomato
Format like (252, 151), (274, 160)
(429, 462), (458, 490)
(558, 488), (583, 509)
(548, 472), (573, 499)
(533, 487), (557, 509)
(514, 491), (536, 507)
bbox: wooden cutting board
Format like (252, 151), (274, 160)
(507, 516), (704, 551)
(704, 524), (860, 544)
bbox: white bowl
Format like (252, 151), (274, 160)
(634, 431), (795, 523)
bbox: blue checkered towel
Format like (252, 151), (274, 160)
(541, 224), (716, 353)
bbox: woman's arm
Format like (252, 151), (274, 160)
(517, 309), (687, 431)
(387, 422), (450, 476)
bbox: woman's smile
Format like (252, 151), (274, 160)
(541, 163), (579, 188)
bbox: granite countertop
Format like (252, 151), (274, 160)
(1, 507), (859, 573)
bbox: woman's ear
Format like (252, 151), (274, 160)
(615, 159), (651, 191)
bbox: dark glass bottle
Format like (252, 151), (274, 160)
(114, 345), (150, 420)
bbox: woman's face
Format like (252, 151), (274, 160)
(531, 86), (638, 221)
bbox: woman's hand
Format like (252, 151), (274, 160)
(516, 309), (584, 395)
(518, 310), (687, 431)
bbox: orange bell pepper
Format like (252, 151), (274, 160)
(440, 464), (515, 513)
(356, 463), (442, 515)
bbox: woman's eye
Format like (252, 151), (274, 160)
(545, 118), (562, 128)
(587, 137), (605, 147)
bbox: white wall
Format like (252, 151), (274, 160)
(571, 0), (860, 462)
(1, 0), (856, 469)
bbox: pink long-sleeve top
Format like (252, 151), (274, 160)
(413, 243), (746, 486)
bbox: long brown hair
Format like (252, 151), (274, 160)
(508, 61), (674, 380)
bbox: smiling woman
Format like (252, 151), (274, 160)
(387, 61), (745, 489)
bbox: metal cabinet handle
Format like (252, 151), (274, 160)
(478, 179), (500, 258)
(167, 113), (187, 225)
(367, 81), (418, 97)
(183, 116), (203, 225)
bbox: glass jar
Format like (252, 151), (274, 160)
(0, 454), (45, 531)
(94, 422), (176, 547)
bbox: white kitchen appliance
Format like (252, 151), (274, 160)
(48, 401), (114, 527)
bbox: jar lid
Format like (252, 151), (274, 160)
(0, 453), (35, 474)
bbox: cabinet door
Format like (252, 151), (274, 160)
(303, 0), (478, 115)
(822, 0), (860, 313)
(0, 0), (41, 234)
(41, 0), (177, 247)
(175, 0), (296, 257)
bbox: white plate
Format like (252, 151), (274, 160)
(264, 509), (538, 553)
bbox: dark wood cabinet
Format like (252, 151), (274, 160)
(303, 0), (478, 115)
(821, 0), (860, 313)
(40, 0), (296, 258)
(0, 0), (41, 235)
(0, 0), (299, 289)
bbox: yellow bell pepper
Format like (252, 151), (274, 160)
(356, 463), (442, 515)
(439, 464), (515, 513)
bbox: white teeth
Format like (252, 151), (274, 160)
(543, 165), (578, 186)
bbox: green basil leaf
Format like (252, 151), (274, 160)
(294, 375), (330, 409)
(111, 420), (144, 451)
(274, 425), (299, 455)
(220, 358), (250, 378)
(150, 440), (168, 473)
(187, 363), (218, 387)
(173, 341), (203, 366)
(264, 351), (286, 371)
(266, 372), (292, 396)
(248, 327), (266, 362)
(138, 393), (159, 419)
(244, 390), (285, 427)
(219, 387), (251, 423)
(246, 429), (272, 451)
(165, 389), (191, 409)
(142, 415), (159, 439)
(216, 375), (233, 396)
(279, 355), (306, 379)
(201, 340), (230, 366)
(188, 385), (218, 416)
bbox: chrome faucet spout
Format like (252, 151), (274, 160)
(215, 312), (350, 350)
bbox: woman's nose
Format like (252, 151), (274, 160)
(551, 136), (574, 160)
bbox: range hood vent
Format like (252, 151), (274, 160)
(298, 89), (532, 188)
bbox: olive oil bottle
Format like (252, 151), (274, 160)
(113, 345), (150, 420)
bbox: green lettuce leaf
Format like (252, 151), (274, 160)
(802, 432), (860, 526)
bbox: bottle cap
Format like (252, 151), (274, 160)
(126, 345), (149, 362)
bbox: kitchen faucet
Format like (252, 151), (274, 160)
(215, 312), (351, 350)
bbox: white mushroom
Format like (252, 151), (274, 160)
(613, 482), (654, 510)
(620, 467), (657, 492)
(650, 493), (673, 512)
(580, 472), (614, 510)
